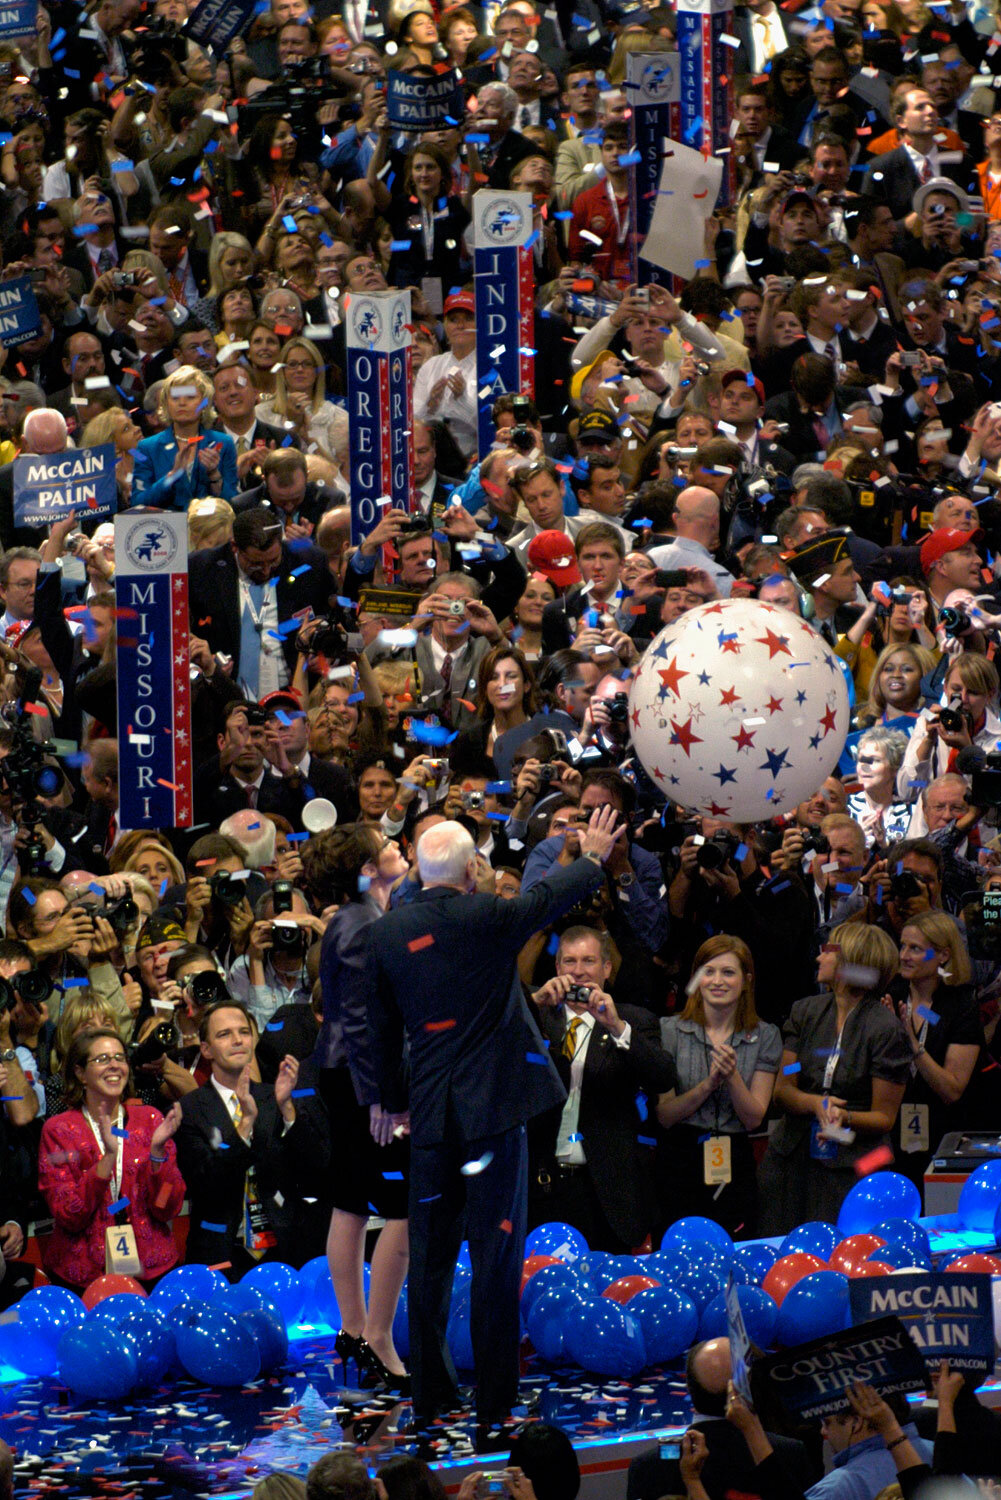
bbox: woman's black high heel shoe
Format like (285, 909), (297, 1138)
(356, 1339), (411, 1396)
(334, 1330), (366, 1383)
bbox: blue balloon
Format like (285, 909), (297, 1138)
(958, 1160), (1001, 1232)
(166, 1295), (214, 1336)
(658, 1245), (728, 1310)
(88, 1293), (147, 1323)
(446, 1290), (474, 1370)
(731, 1243), (780, 1287)
(393, 1280), (409, 1361)
(17, 1285), (84, 1342)
(868, 1242), (928, 1271)
(572, 1252), (611, 1292)
(0, 1321), (59, 1377)
(224, 1283), (271, 1316)
(589, 1254), (641, 1290)
(239, 1306), (288, 1374)
(151, 1264), (224, 1311)
(299, 1255), (329, 1283)
(521, 1262), (578, 1316)
(116, 1305), (175, 1387)
(872, 1218), (932, 1263)
(662, 1218), (735, 1261)
(629, 1286), (698, 1364)
(526, 1285), (582, 1364)
(242, 1263), (305, 1326)
(526, 1223), (589, 1262)
(176, 1305), (261, 1386)
(776, 1271), (850, 1345)
(698, 1286), (778, 1349)
(837, 1173), (921, 1236)
(307, 1264), (340, 1328)
(781, 1222), (839, 1262)
(58, 1322), (139, 1399)
(563, 1296), (646, 1378)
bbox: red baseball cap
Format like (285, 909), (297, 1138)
(260, 687), (303, 714)
(919, 526), (983, 573)
(526, 530), (582, 588)
(720, 367), (765, 406)
(444, 291), (475, 316)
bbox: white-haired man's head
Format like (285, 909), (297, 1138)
(220, 809), (277, 868)
(23, 408), (68, 454)
(416, 820), (477, 890)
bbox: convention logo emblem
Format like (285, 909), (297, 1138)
(124, 521), (177, 571)
(391, 299), (408, 344)
(352, 299), (383, 345)
(641, 60), (675, 100)
(484, 197), (525, 245)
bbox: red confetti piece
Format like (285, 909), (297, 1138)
(855, 1145), (894, 1176)
(156, 778), (180, 791)
(408, 934), (435, 953)
(424, 1018), (456, 1032)
(154, 1182), (173, 1210)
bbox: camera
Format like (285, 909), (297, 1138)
(509, 424), (535, 454)
(425, 758), (449, 779)
(565, 984), (591, 1006)
(939, 606), (975, 641)
(184, 970), (230, 1007)
(271, 879), (304, 952)
(972, 751), (1001, 808)
(696, 829), (740, 871)
(447, 599), (466, 617)
(900, 351), (924, 368)
(64, 531), (87, 556)
(889, 869), (925, 904)
(210, 871), (246, 906)
(245, 704), (268, 728)
(110, 271), (137, 290)
(0, 967), (49, 1013)
(800, 830), (830, 857)
(103, 893), (138, 937)
(295, 605), (360, 667)
(461, 790), (484, 810)
(537, 764), (559, 788)
(607, 691), (630, 724)
(129, 1021), (177, 1070)
(938, 695), (970, 733)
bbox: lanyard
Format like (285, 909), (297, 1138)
(823, 1023), (845, 1093)
(83, 1103), (123, 1204)
(420, 206), (434, 259)
(239, 577), (279, 653)
(905, 998), (930, 1060)
(606, 180), (630, 248)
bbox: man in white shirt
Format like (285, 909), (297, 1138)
(413, 291), (478, 460)
(648, 487), (736, 598)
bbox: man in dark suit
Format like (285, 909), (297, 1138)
(528, 927), (675, 1251)
(467, 82), (537, 189)
(259, 688), (357, 823)
(187, 505), (334, 695)
(176, 1001), (330, 1273)
(862, 85), (976, 225)
(627, 1340), (816, 1500)
(212, 363), (289, 480)
(231, 449), (342, 534)
(192, 698), (325, 829)
(367, 808), (624, 1438)
(731, 0), (792, 77)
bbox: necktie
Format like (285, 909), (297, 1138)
(519, 105), (532, 131)
(230, 1097), (267, 1260)
(919, 156), (933, 185)
(245, 783), (258, 809)
(439, 653), (453, 726)
(239, 582), (265, 699)
(753, 15), (776, 64)
(97, 246), (115, 273)
(562, 1017), (583, 1060)
(812, 415), (829, 452)
(823, 342), (837, 363)
(236, 432), (249, 456)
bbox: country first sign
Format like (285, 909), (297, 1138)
(13, 443), (117, 526)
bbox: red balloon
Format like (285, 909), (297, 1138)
(82, 1274), (147, 1308)
(829, 1235), (887, 1276)
(520, 1255), (561, 1296)
(945, 1253), (1001, 1274)
(601, 1275), (661, 1304)
(848, 1259), (896, 1279)
(762, 1253), (828, 1306)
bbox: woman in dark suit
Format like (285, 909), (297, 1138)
(449, 645), (538, 767)
(131, 366), (238, 511)
(309, 825), (411, 1391)
(758, 922), (912, 1235)
(387, 141), (470, 304)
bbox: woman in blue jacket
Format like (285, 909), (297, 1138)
(131, 365), (237, 510)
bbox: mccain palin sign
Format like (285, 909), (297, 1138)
(849, 1272), (997, 1376)
(387, 69), (465, 132)
(13, 444), (117, 526)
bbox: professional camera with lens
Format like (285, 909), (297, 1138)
(972, 752), (1001, 808)
(103, 894), (138, 937)
(184, 970), (230, 1007)
(0, 967), (49, 1013)
(800, 830), (830, 857)
(294, 604), (360, 667)
(939, 606), (976, 641)
(607, 692), (630, 724)
(939, 696), (970, 734)
(129, 1021), (177, 1070)
(509, 424), (535, 454)
(697, 830), (740, 871)
(210, 871), (246, 906)
(565, 984), (592, 1006)
(889, 868), (925, 904)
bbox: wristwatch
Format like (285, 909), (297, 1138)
(0, 1049), (16, 1063)
(616, 870), (635, 889)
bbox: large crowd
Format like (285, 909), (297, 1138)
(1, 0), (1001, 1485)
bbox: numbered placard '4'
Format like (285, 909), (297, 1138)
(106, 1224), (142, 1277)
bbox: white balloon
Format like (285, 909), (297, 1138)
(628, 598), (850, 822)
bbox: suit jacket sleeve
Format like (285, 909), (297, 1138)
(495, 856), (606, 950)
(132, 441), (177, 509)
(333, 913), (383, 1107)
(367, 949), (409, 1115)
(622, 1007), (677, 1094)
(209, 434), (238, 501)
(541, 598), (573, 656)
(177, 1094), (256, 1212)
(34, 564), (80, 687)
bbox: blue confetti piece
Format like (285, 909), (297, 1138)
(525, 1052), (549, 1065)
(782, 1062), (801, 1075)
(290, 1088), (316, 1098)
(410, 720), (458, 746)
(635, 1092), (648, 1121)
(111, 1127), (129, 1138)
(382, 1171), (405, 1180)
(915, 1005), (939, 1025)
(637, 1135), (656, 1147)
(200, 1221), (227, 1233)
(282, 215), (298, 232)
(107, 1198), (130, 1216)
(266, 1022), (285, 1031)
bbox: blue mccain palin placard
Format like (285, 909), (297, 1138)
(0, 275), (40, 348)
(13, 443), (117, 526)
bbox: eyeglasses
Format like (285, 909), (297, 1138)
(89, 1052), (127, 1068)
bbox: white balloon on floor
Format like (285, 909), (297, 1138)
(628, 598), (850, 821)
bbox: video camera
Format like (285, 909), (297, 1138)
(270, 880), (304, 954)
(294, 601), (362, 668)
(696, 829), (740, 872)
(237, 59), (348, 155)
(125, 19), (187, 81)
(0, 667), (64, 875)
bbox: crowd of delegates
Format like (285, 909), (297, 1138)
(0, 0), (1000, 1474)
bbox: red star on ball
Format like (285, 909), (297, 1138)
(720, 636), (742, 655)
(719, 685), (740, 706)
(731, 726), (756, 751)
(819, 704), (839, 735)
(658, 656), (689, 698)
(765, 695), (784, 715)
(631, 706), (642, 731)
(755, 627), (793, 659)
(707, 801), (731, 815)
(670, 715), (703, 757)
(702, 602), (725, 616)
